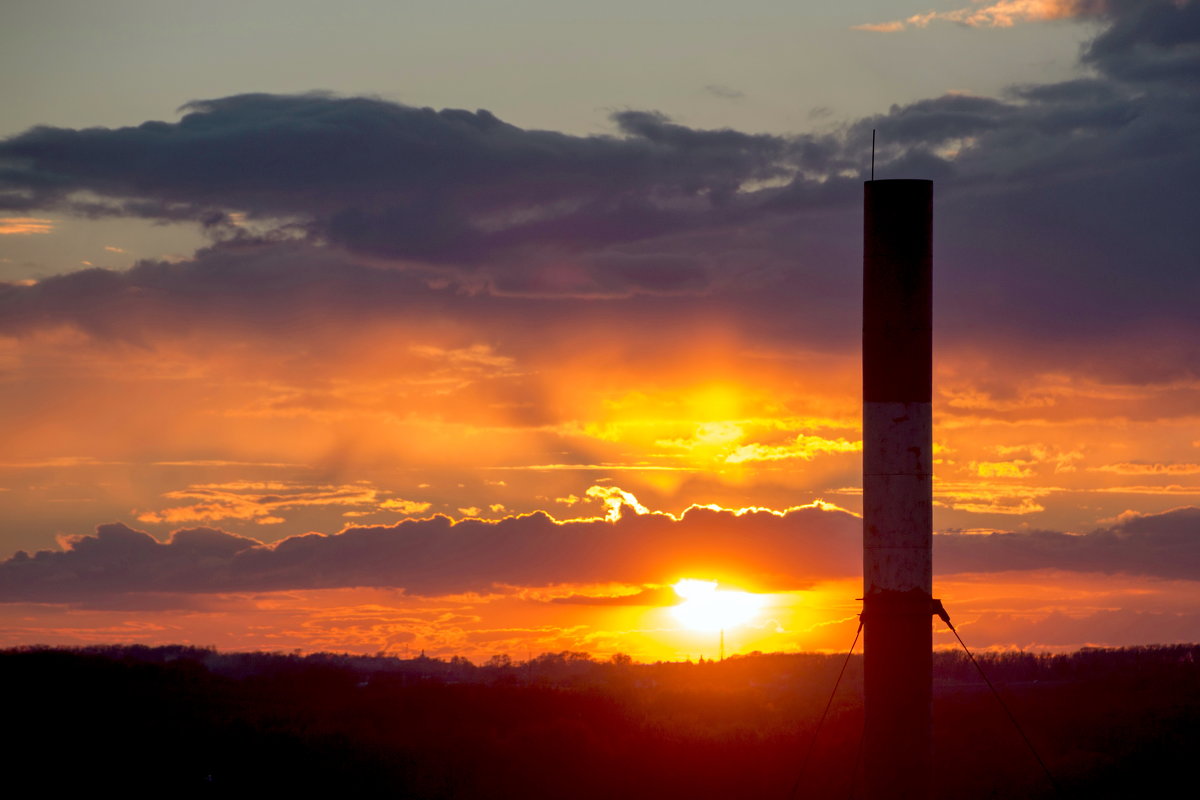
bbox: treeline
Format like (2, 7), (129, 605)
(4, 644), (1196, 798)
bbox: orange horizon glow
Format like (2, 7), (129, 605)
(7, 567), (1193, 662)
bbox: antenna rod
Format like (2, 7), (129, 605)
(871, 129), (876, 181)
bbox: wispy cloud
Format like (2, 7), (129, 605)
(934, 480), (1061, 515)
(855, 0), (1107, 33)
(1091, 462), (1200, 475)
(380, 498), (433, 514)
(0, 456), (127, 468)
(135, 480), (384, 525)
(0, 216), (54, 235)
(703, 84), (745, 100)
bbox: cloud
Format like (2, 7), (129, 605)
(1092, 484), (1200, 496)
(1082, 0), (1200, 85)
(5, 499), (1200, 604)
(1091, 462), (1200, 475)
(854, 21), (907, 33)
(937, 505), (1200, 578)
(379, 499), (433, 515)
(1, 523), (261, 600)
(0, 93), (829, 287)
(724, 434), (860, 464)
(934, 481), (1059, 515)
(548, 586), (681, 606)
(944, 606), (1200, 649)
(703, 84), (746, 100)
(134, 480), (383, 525)
(0, 217), (54, 235)
(0, 1), (1196, 362)
(0, 499), (862, 602)
(854, 0), (1108, 32)
(653, 422), (861, 466)
(0, 0), (1196, 544)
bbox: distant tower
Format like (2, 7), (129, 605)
(862, 179), (933, 800)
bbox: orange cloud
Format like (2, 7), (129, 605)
(1092, 484), (1200, 496)
(973, 460), (1036, 478)
(380, 498), (433, 514)
(0, 217), (54, 235)
(585, 485), (652, 521)
(135, 480), (384, 524)
(724, 434), (860, 464)
(1092, 462), (1200, 475)
(935, 480), (1058, 514)
(854, 0), (1106, 32)
(855, 20), (908, 32)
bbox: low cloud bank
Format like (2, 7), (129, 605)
(938, 506), (1200, 579)
(0, 504), (859, 602)
(3, 504), (1198, 603)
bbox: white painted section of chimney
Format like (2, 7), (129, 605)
(863, 400), (932, 593)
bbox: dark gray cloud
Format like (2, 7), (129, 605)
(0, 237), (828, 358)
(0, 93), (828, 266)
(0, 240), (444, 341)
(832, 3), (1200, 356)
(1083, 0), (1200, 86)
(3, 504), (1198, 604)
(0, 1), (1196, 373)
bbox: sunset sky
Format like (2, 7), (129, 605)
(2, 0), (1198, 661)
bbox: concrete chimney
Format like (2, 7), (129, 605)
(862, 178), (933, 800)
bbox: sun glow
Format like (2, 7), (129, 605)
(671, 578), (764, 632)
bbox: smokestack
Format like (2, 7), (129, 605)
(862, 179), (933, 800)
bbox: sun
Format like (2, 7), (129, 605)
(671, 578), (764, 632)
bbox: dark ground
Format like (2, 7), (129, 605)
(5, 644), (1196, 798)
